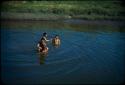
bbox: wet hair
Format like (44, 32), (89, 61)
(43, 32), (47, 36)
(55, 35), (59, 37)
(55, 35), (59, 38)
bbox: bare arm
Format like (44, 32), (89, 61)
(37, 43), (40, 48)
(43, 37), (50, 42)
(37, 43), (42, 49)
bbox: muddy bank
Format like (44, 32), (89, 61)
(1, 12), (125, 21)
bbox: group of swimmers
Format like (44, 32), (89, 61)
(37, 32), (60, 54)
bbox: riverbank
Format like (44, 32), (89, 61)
(1, 12), (125, 21)
(1, 12), (71, 20)
(1, 1), (125, 20)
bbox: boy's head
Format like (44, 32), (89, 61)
(43, 32), (47, 37)
(55, 35), (59, 38)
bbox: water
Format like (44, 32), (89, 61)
(1, 20), (125, 84)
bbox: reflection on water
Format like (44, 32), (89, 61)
(1, 20), (125, 84)
(1, 19), (125, 32)
(52, 42), (60, 48)
(52, 44), (60, 48)
(39, 53), (47, 65)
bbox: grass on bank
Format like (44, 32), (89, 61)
(1, 1), (125, 20)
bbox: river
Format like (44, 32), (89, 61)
(1, 20), (125, 84)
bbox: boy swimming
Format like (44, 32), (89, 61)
(37, 38), (48, 53)
(52, 35), (61, 46)
(37, 33), (61, 54)
(41, 32), (50, 42)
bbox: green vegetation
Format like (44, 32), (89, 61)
(1, 1), (125, 20)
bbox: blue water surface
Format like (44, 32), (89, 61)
(1, 20), (125, 84)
